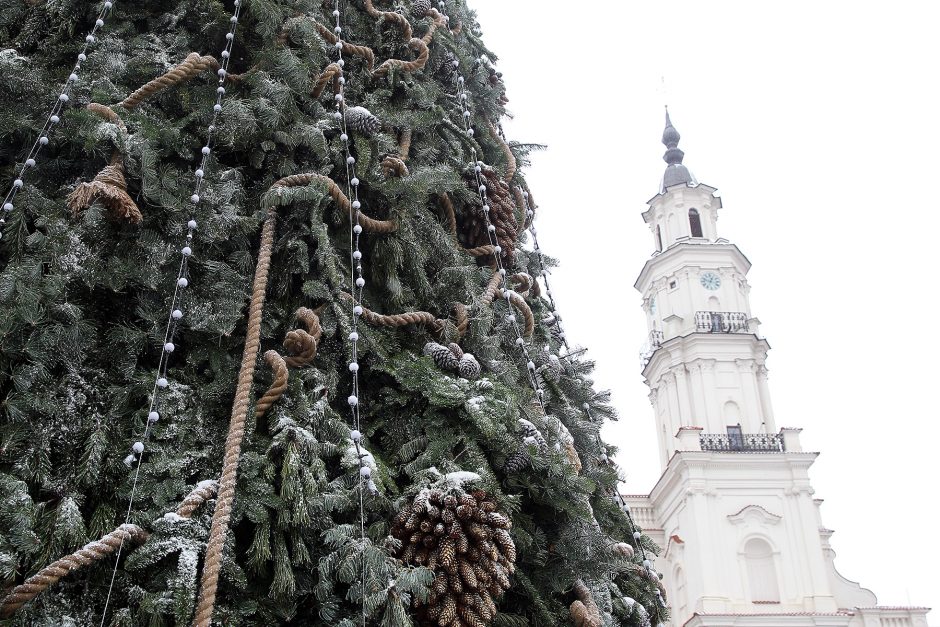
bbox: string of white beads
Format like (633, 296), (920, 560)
(439, 4), (546, 412)
(0, 1), (116, 243)
(122, 0), (244, 470)
(441, 1), (660, 618)
(331, 0), (377, 499)
(100, 4), (246, 620)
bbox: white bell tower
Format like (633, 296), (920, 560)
(622, 111), (931, 627)
(636, 110), (773, 469)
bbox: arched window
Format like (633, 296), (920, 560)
(723, 400), (741, 424)
(744, 538), (780, 603)
(674, 566), (688, 617)
(655, 225), (663, 252)
(689, 209), (703, 237)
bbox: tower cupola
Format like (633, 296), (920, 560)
(661, 108), (696, 192)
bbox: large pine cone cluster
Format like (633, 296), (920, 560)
(457, 166), (519, 261)
(392, 489), (516, 626)
(424, 341), (482, 380)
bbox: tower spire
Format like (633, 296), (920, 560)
(660, 107), (696, 191)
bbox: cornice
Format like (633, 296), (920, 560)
(647, 450), (821, 509)
(634, 241), (752, 292)
(643, 334), (772, 383)
(727, 504), (783, 526)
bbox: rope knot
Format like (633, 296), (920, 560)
(67, 162), (143, 224)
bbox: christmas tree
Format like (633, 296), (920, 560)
(0, 0), (667, 624)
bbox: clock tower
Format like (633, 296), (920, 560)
(622, 111), (931, 627)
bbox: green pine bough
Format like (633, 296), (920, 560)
(0, 0), (667, 625)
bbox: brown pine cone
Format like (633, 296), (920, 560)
(392, 488), (517, 625)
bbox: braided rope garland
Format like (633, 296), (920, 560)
(0, 1), (664, 623)
(98, 4), (247, 624)
(191, 168), (336, 625)
(0, 0), (116, 244)
(437, 4), (546, 413)
(0, 482), (218, 618)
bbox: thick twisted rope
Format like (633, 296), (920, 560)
(120, 53), (221, 111)
(464, 244), (496, 258)
(192, 177), (341, 625)
(0, 525), (148, 617)
(312, 62), (343, 98)
(453, 302), (469, 337)
(67, 103), (141, 223)
(87, 102), (127, 132)
(508, 291), (534, 337)
(479, 266), (503, 307)
(314, 21), (376, 71)
(175, 481), (219, 519)
(485, 116), (517, 182)
(363, 0), (413, 40)
(0, 482), (218, 617)
(192, 205), (277, 627)
(254, 350), (289, 420)
(437, 193), (458, 238)
(254, 307), (323, 420)
(421, 9), (448, 45)
(283, 307), (322, 368)
(274, 172), (398, 233)
(373, 38), (430, 77)
(509, 272), (532, 295)
(340, 292), (445, 334)
(357, 1), (442, 77)
(381, 155), (409, 178)
(398, 128), (412, 160)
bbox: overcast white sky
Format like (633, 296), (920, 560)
(469, 0), (939, 620)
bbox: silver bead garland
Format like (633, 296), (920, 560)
(0, 1), (116, 243)
(331, 0), (377, 498)
(439, 4), (547, 413)
(439, 1), (662, 619)
(330, 2), (376, 624)
(99, 1), (244, 622)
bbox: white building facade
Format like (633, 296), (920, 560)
(624, 112), (931, 627)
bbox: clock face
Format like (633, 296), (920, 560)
(700, 272), (721, 290)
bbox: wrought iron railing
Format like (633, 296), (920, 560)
(639, 330), (665, 367)
(648, 329), (663, 348)
(695, 311), (749, 334)
(699, 432), (785, 452)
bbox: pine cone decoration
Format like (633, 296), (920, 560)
(345, 105), (382, 136)
(612, 542), (635, 559)
(457, 354), (481, 380)
(518, 418), (548, 452)
(393, 489), (516, 626)
(435, 50), (460, 84)
(456, 166), (520, 262)
(411, 0), (432, 16)
(537, 356), (562, 385)
(425, 342), (459, 371)
(503, 449), (529, 473)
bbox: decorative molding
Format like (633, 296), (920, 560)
(727, 504), (782, 526)
(663, 534), (686, 561)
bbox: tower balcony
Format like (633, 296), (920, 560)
(639, 329), (664, 367)
(699, 431), (785, 453)
(694, 310), (749, 334)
